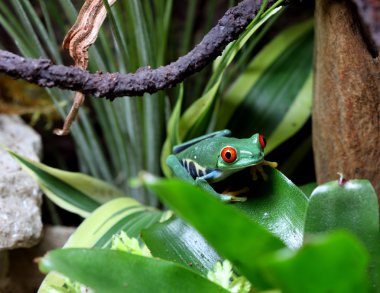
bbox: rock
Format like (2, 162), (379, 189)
(0, 115), (43, 249)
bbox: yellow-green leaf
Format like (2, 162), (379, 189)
(38, 197), (162, 292)
(8, 150), (126, 217)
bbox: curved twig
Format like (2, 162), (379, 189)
(0, 0), (285, 100)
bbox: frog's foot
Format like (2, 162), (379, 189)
(251, 165), (266, 180)
(222, 186), (250, 197)
(252, 165), (268, 180)
(251, 160), (278, 181)
(251, 167), (258, 181)
(220, 187), (249, 202)
(261, 160), (278, 169)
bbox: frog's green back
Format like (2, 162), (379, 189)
(173, 129), (231, 154)
(175, 137), (227, 165)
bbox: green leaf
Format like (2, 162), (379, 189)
(143, 167), (307, 278)
(181, 6), (283, 141)
(65, 199), (161, 248)
(39, 248), (230, 293)
(143, 175), (285, 288)
(235, 167), (308, 249)
(298, 182), (317, 198)
(304, 179), (380, 290)
(39, 197), (162, 292)
(262, 232), (369, 293)
(178, 75), (222, 142)
(8, 150), (126, 217)
(142, 217), (222, 276)
(0, 2), (34, 56)
(217, 20), (314, 154)
(161, 85), (184, 178)
(20, 0), (62, 62)
(304, 179), (379, 250)
(10, 0), (45, 57)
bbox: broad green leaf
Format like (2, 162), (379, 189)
(235, 167), (308, 249)
(143, 175), (285, 288)
(304, 179), (380, 290)
(142, 217), (222, 276)
(39, 197), (162, 292)
(143, 167), (307, 278)
(8, 150), (126, 217)
(217, 20), (314, 154)
(304, 179), (379, 250)
(264, 73), (312, 153)
(65, 199), (161, 248)
(262, 232), (369, 293)
(39, 248), (230, 293)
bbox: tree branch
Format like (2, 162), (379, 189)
(0, 0), (285, 100)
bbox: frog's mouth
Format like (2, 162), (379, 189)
(236, 159), (263, 169)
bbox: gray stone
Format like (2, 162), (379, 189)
(0, 115), (43, 249)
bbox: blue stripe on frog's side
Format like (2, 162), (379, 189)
(180, 158), (221, 181)
(189, 161), (197, 178)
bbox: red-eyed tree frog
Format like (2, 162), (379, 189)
(166, 129), (278, 202)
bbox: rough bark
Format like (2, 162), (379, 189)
(351, 0), (380, 51)
(313, 0), (380, 197)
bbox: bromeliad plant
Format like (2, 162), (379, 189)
(2, 0), (379, 292)
(10, 151), (380, 292)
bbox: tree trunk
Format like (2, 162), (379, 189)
(313, 0), (380, 197)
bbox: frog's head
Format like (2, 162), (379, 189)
(216, 133), (266, 170)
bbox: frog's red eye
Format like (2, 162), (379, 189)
(221, 147), (237, 163)
(259, 134), (266, 149)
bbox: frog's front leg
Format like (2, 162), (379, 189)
(167, 155), (195, 184)
(250, 160), (278, 181)
(167, 155), (220, 198)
